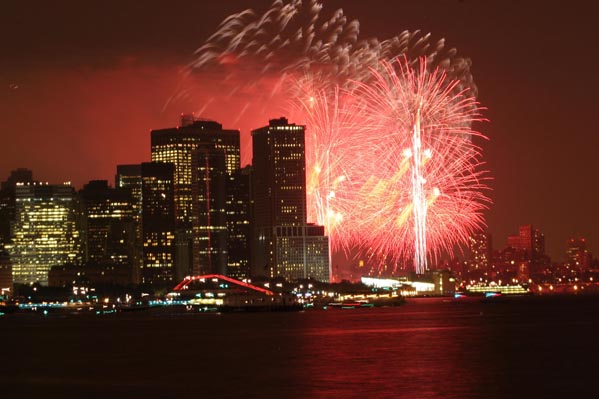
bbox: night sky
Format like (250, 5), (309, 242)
(1, 0), (598, 261)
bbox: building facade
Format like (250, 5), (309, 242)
(79, 180), (137, 270)
(9, 183), (80, 285)
(0, 249), (12, 296)
(151, 116), (250, 279)
(141, 162), (176, 285)
(226, 166), (251, 279)
(115, 164), (144, 283)
(191, 146), (228, 275)
(251, 117), (329, 281)
(151, 117), (240, 227)
(151, 116), (244, 279)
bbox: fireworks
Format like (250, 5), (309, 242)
(346, 57), (490, 272)
(171, 0), (478, 156)
(172, 0), (491, 273)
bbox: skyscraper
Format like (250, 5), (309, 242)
(251, 117), (329, 281)
(9, 183), (80, 285)
(151, 116), (242, 278)
(191, 146), (228, 275)
(115, 164), (143, 283)
(226, 166), (251, 279)
(141, 162), (176, 285)
(151, 116), (240, 226)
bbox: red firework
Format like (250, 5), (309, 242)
(292, 57), (490, 269)
(174, 1), (491, 272)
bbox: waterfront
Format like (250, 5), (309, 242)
(2, 295), (598, 398)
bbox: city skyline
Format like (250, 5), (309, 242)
(1, 0), (598, 260)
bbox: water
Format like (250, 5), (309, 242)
(2, 296), (599, 398)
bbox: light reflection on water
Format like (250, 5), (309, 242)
(2, 296), (598, 398)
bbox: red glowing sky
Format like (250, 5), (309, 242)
(1, 0), (598, 261)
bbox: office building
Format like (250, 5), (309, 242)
(226, 166), (251, 279)
(115, 164), (143, 283)
(9, 183), (80, 285)
(251, 117), (329, 281)
(79, 180), (137, 265)
(141, 162), (176, 285)
(191, 146), (228, 275)
(151, 116), (241, 278)
(151, 116), (240, 226)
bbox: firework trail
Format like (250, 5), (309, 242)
(172, 0), (477, 148)
(169, 0), (489, 274)
(348, 57), (489, 272)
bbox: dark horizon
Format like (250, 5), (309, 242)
(1, 0), (598, 261)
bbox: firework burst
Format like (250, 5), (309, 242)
(170, 0), (491, 274)
(344, 57), (490, 271)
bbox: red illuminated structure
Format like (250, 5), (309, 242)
(172, 274), (274, 296)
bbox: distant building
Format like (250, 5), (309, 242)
(251, 117), (329, 282)
(468, 232), (492, 276)
(0, 249), (12, 296)
(115, 164), (143, 283)
(141, 162), (176, 285)
(503, 224), (550, 282)
(79, 180), (137, 273)
(565, 238), (591, 274)
(226, 166), (251, 279)
(191, 146), (228, 275)
(49, 263), (132, 288)
(151, 116), (243, 278)
(0, 168), (34, 191)
(151, 116), (240, 226)
(274, 224), (330, 282)
(431, 269), (455, 296)
(506, 224), (544, 260)
(0, 168), (34, 247)
(9, 183), (80, 285)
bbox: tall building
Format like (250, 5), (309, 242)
(251, 117), (329, 281)
(151, 116), (242, 278)
(226, 166), (251, 279)
(468, 231), (492, 275)
(9, 183), (80, 285)
(141, 162), (176, 285)
(151, 116), (240, 226)
(115, 164), (143, 283)
(79, 180), (137, 278)
(191, 146), (228, 275)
